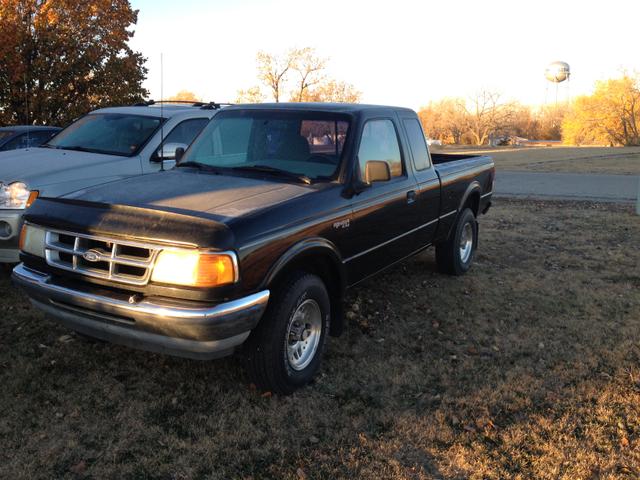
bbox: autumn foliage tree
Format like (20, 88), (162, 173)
(167, 90), (201, 102)
(562, 74), (640, 146)
(0, 0), (148, 126)
(418, 98), (467, 144)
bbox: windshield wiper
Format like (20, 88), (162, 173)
(230, 165), (312, 185)
(176, 161), (224, 172)
(56, 145), (125, 156)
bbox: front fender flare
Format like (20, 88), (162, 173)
(259, 237), (347, 337)
(260, 237), (346, 293)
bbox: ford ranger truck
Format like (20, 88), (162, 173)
(13, 103), (494, 394)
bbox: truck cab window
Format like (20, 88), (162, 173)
(403, 118), (430, 170)
(358, 119), (402, 179)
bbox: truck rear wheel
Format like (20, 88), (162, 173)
(436, 207), (478, 275)
(244, 272), (330, 395)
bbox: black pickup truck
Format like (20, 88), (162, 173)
(13, 103), (494, 394)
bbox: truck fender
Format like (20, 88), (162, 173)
(458, 181), (482, 217)
(260, 238), (347, 337)
(439, 182), (482, 243)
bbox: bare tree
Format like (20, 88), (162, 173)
(256, 50), (297, 102)
(463, 90), (514, 145)
(248, 47), (361, 104)
(289, 47), (327, 102)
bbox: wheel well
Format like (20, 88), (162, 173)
(268, 250), (345, 337)
(463, 190), (480, 216)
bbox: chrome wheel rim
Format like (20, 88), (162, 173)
(459, 222), (473, 264)
(285, 299), (322, 371)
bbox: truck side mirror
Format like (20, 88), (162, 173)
(175, 147), (185, 162)
(344, 158), (391, 198)
(364, 160), (391, 183)
(153, 142), (188, 162)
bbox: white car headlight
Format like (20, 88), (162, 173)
(0, 182), (37, 209)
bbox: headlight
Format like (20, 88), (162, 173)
(0, 182), (38, 209)
(19, 224), (46, 258)
(151, 250), (238, 287)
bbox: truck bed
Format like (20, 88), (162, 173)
(430, 153), (494, 241)
(431, 152), (484, 164)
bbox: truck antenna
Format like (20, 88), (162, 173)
(159, 53), (165, 172)
(24, 75), (30, 146)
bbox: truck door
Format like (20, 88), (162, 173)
(344, 118), (422, 283)
(401, 117), (441, 247)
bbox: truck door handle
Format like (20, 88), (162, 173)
(407, 190), (416, 204)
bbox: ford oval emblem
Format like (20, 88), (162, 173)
(82, 249), (101, 263)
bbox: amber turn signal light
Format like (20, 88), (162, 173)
(26, 190), (39, 208)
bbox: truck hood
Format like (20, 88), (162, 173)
(64, 169), (313, 220)
(0, 147), (127, 186)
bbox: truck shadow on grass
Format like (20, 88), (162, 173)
(1, 199), (639, 479)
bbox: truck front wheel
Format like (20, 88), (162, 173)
(244, 272), (330, 395)
(435, 208), (478, 275)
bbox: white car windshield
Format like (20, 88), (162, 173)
(46, 113), (161, 156)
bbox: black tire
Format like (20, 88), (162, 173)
(1, 263), (16, 274)
(243, 272), (330, 395)
(435, 208), (478, 276)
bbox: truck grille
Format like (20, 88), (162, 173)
(44, 229), (161, 286)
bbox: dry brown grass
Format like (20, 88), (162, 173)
(433, 146), (640, 175)
(1, 200), (639, 479)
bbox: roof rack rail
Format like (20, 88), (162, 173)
(134, 100), (234, 109)
(200, 102), (234, 110)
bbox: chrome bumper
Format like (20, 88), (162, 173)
(12, 263), (270, 360)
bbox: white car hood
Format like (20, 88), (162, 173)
(0, 147), (136, 188)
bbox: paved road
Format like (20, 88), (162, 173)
(494, 171), (640, 203)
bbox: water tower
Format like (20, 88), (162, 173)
(545, 61), (570, 105)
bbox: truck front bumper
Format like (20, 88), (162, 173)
(12, 264), (270, 360)
(0, 210), (23, 263)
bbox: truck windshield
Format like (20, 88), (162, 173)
(0, 131), (14, 140)
(45, 113), (161, 156)
(180, 110), (350, 181)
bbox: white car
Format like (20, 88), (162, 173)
(0, 102), (222, 262)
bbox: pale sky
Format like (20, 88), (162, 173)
(129, 0), (640, 110)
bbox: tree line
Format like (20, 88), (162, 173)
(419, 74), (640, 147)
(418, 94), (566, 146)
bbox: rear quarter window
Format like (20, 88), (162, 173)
(403, 118), (431, 170)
